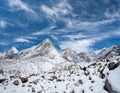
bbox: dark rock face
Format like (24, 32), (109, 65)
(104, 79), (113, 93)
(104, 79), (117, 93)
(78, 52), (91, 62)
(0, 69), (4, 74)
(13, 80), (19, 85)
(20, 77), (28, 83)
(108, 62), (120, 70)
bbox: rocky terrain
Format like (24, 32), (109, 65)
(0, 39), (120, 93)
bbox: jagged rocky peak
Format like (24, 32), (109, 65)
(78, 52), (91, 62)
(17, 38), (59, 59)
(61, 48), (76, 59)
(36, 38), (55, 51)
(95, 45), (120, 59)
(61, 48), (80, 62)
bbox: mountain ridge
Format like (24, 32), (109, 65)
(0, 39), (120, 93)
(0, 38), (120, 62)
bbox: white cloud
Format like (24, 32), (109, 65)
(60, 39), (95, 53)
(59, 33), (111, 53)
(62, 34), (87, 40)
(0, 20), (7, 28)
(0, 42), (8, 46)
(40, 0), (72, 21)
(14, 37), (31, 43)
(67, 18), (115, 31)
(104, 11), (120, 19)
(8, 0), (37, 15)
(14, 36), (36, 43)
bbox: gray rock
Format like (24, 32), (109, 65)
(0, 78), (6, 83)
(13, 80), (19, 85)
(104, 79), (117, 93)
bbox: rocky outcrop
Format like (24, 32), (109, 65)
(96, 45), (120, 59)
(61, 48), (80, 62)
(108, 62), (120, 70)
(104, 79), (113, 93)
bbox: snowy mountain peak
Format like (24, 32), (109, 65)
(17, 38), (59, 59)
(36, 38), (54, 50)
(9, 47), (19, 54)
(0, 47), (18, 59)
(95, 45), (120, 59)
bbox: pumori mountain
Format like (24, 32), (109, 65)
(0, 39), (120, 93)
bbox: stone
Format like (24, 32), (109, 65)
(13, 80), (19, 85)
(20, 77), (28, 83)
(108, 62), (116, 70)
(108, 62), (120, 70)
(32, 87), (35, 92)
(0, 78), (6, 83)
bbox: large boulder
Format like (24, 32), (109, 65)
(105, 66), (120, 93)
(104, 79), (114, 93)
(20, 77), (28, 83)
(108, 62), (120, 70)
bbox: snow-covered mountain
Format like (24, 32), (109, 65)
(16, 39), (59, 59)
(0, 47), (18, 59)
(0, 39), (120, 93)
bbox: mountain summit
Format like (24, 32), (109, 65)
(0, 47), (18, 59)
(17, 38), (59, 59)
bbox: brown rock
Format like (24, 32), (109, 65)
(20, 77), (28, 83)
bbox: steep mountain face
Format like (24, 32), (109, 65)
(61, 48), (80, 62)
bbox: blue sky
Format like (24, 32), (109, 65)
(0, 0), (120, 53)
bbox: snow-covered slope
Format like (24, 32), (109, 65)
(0, 47), (18, 59)
(0, 39), (120, 93)
(17, 39), (59, 59)
(108, 66), (120, 93)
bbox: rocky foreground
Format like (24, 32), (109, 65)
(0, 39), (120, 93)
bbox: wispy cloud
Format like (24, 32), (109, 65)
(40, 0), (72, 21)
(8, 0), (37, 16)
(0, 42), (8, 46)
(0, 20), (7, 28)
(14, 36), (35, 43)
(59, 32), (112, 53)
(60, 39), (95, 53)
(32, 31), (46, 36)
(104, 9), (120, 19)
